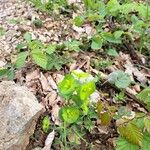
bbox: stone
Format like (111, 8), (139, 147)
(0, 81), (44, 150)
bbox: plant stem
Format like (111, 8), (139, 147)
(63, 121), (67, 150)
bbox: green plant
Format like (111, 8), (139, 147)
(0, 27), (5, 37)
(32, 18), (43, 28)
(136, 87), (150, 111)
(73, 0), (150, 55)
(114, 91), (126, 102)
(0, 32), (71, 80)
(57, 70), (97, 149)
(108, 70), (131, 89)
(30, 0), (68, 13)
(42, 115), (51, 133)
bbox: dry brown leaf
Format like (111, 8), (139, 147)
(26, 69), (40, 82)
(45, 91), (57, 106)
(47, 75), (57, 90)
(51, 104), (61, 125)
(42, 130), (55, 150)
(39, 72), (52, 92)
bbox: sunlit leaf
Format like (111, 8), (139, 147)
(79, 81), (96, 100)
(31, 49), (48, 69)
(144, 117), (150, 134)
(58, 74), (77, 99)
(59, 106), (80, 124)
(118, 123), (143, 146)
(14, 51), (28, 69)
(116, 137), (138, 150)
(91, 35), (103, 49)
(42, 116), (50, 133)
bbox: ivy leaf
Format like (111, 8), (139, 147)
(31, 49), (48, 69)
(118, 123), (143, 146)
(116, 137), (138, 150)
(108, 70), (131, 89)
(59, 106), (80, 124)
(91, 36), (103, 49)
(14, 51), (28, 69)
(144, 117), (150, 134)
(58, 74), (77, 99)
(42, 116), (50, 133)
(79, 81), (96, 100)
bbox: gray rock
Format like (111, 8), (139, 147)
(0, 81), (44, 150)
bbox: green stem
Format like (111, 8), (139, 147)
(73, 129), (87, 144)
(63, 121), (67, 150)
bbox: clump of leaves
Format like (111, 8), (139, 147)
(108, 70), (131, 89)
(57, 70), (97, 148)
(30, 0), (68, 13)
(0, 32), (70, 80)
(32, 18), (43, 28)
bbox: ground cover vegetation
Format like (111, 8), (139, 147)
(0, 0), (150, 149)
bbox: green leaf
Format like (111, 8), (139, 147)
(118, 123), (143, 146)
(0, 27), (5, 36)
(91, 36), (103, 49)
(58, 74), (77, 99)
(113, 31), (124, 39)
(45, 45), (56, 55)
(29, 40), (43, 50)
(73, 16), (85, 27)
(0, 69), (9, 79)
(107, 0), (120, 16)
(142, 133), (150, 150)
(7, 69), (15, 80)
(24, 32), (32, 42)
(64, 40), (81, 52)
(31, 49), (48, 69)
(116, 137), (138, 150)
(16, 43), (26, 51)
(14, 51), (28, 69)
(136, 87), (150, 104)
(108, 70), (131, 89)
(107, 48), (119, 57)
(99, 112), (111, 126)
(114, 106), (132, 120)
(42, 116), (50, 133)
(32, 18), (43, 28)
(101, 32), (122, 43)
(79, 81), (96, 100)
(71, 69), (95, 83)
(59, 106), (80, 124)
(144, 117), (150, 134)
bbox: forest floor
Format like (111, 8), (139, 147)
(0, 0), (150, 150)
